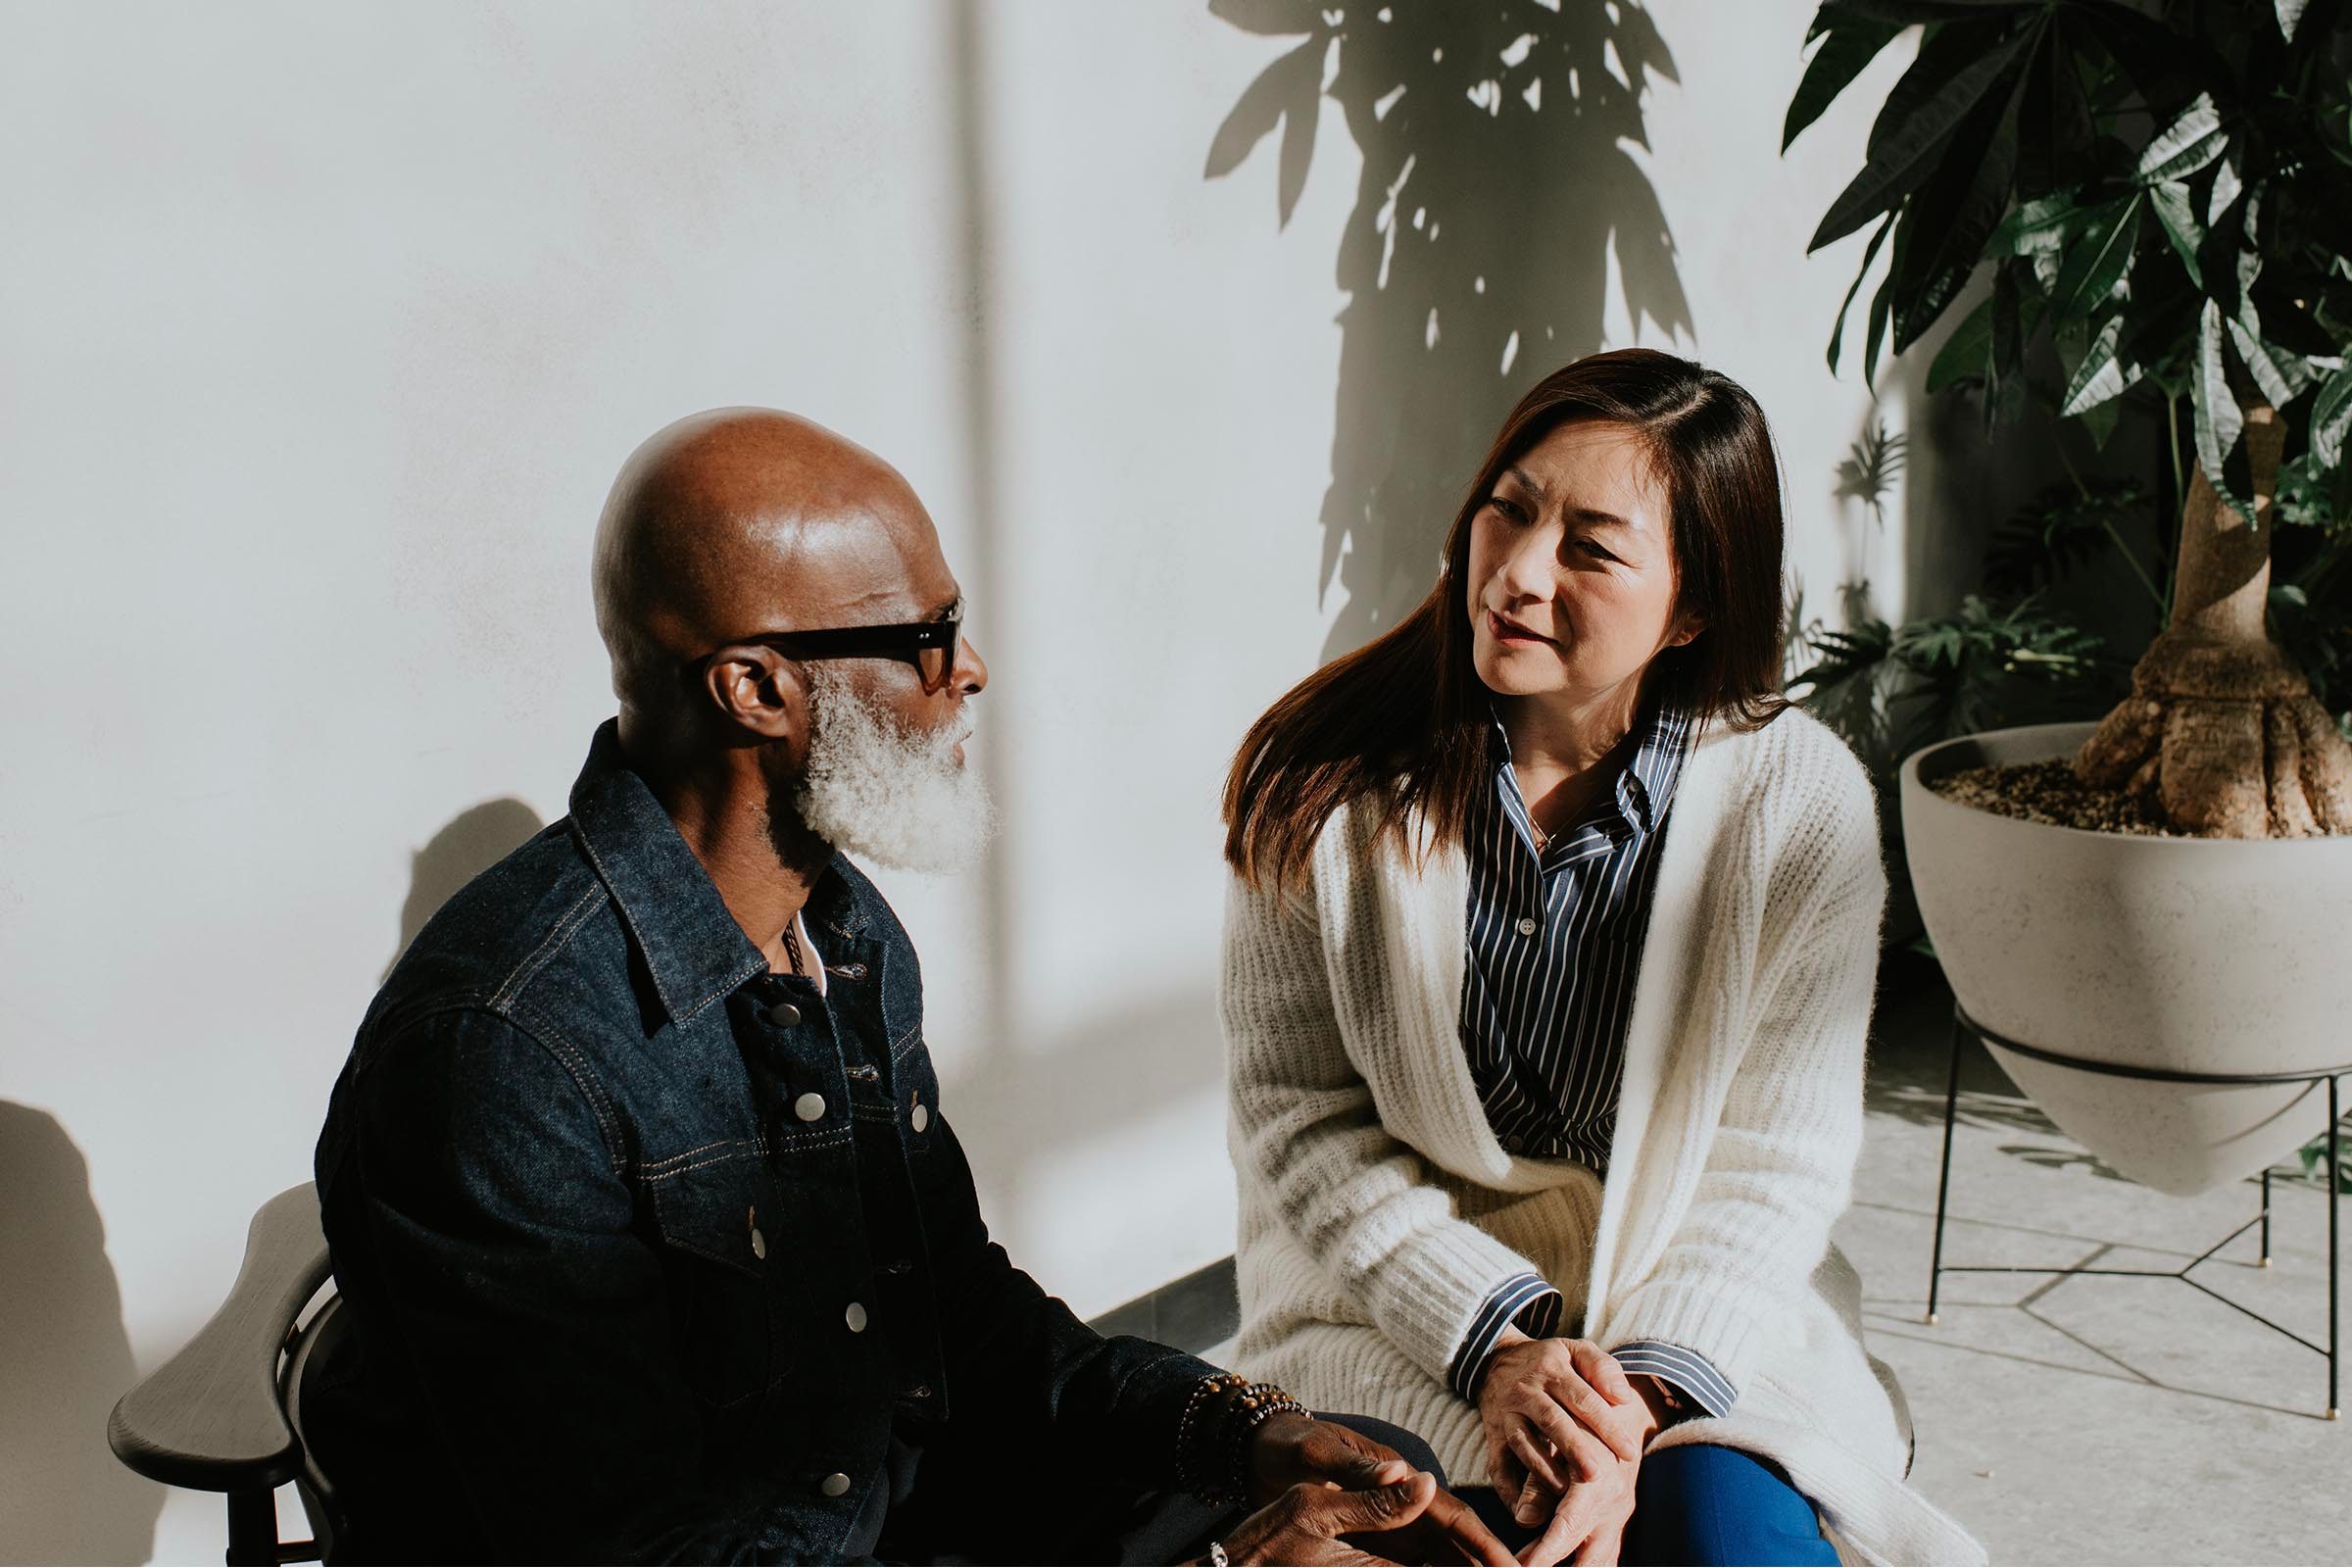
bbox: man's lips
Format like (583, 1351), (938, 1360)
(1488, 611), (1553, 645)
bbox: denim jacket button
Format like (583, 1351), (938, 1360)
(850, 1063), (880, 1084)
(795, 1092), (827, 1122)
(750, 1226), (766, 1259)
(910, 1101), (930, 1134)
(845, 1301), (868, 1334)
(767, 1002), (802, 1027)
(819, 1472), (852, 1498)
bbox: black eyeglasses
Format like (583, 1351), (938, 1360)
(704, 599), (965, 693)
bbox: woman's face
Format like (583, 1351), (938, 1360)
(1464, 419), (1696, 708)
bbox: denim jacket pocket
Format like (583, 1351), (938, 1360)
(645, 1147), (784, 1410)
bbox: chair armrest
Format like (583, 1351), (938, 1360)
(108, 1183), (333, 1493)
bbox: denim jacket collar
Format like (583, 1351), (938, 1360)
(566, 719), (874, 1028)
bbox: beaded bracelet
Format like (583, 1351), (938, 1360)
(1212, 1379), (1308, 1506)
(1175, 1373), (1249, 1501)
(1175, 1373), (1309, 1506)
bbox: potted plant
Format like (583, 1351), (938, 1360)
(1787, 0), (2352, 1194)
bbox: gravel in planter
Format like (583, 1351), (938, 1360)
(1929, 760), (2182, 837)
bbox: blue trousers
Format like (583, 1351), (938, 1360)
(1462, 1444), (1838, 1566)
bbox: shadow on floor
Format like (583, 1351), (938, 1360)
(1866, 947), (2131, 1182)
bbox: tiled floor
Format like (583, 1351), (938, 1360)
(1843, 952), (2350, 1565)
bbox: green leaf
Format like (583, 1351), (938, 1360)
(1984, 478), (2150, 597)
(2227, 319), (2322, 407)
(1926, 293), (1994, 391)
(2068, 1), (2201, 108)
(1864, 220), (1909, 387)
(1786, 16), (1905, 151)
(1989, 190), (2097, 255)
(2018, 21), (2094, 196)
(1808, 25), (2036, 251)
(2134, 93), (2227, 185)
(2060, 315), (2143, 416)
(2049, 192), (2141, 319)
(1891, 50), (2034, 353)
(2080, 392), (2122, 448)
(2192, 299), (2254, 523)
(2197, 183), (2249, 320)
(2311, 370), (2352, 469)
(2146, 179), (2204, 285)
(1827, 214), (1896, 375)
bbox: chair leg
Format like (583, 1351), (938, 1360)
(226, 1488), (278, 1567)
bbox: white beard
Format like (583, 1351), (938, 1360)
(789, 664), (996, 875)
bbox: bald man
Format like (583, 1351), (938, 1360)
(310, 412), (1504, 1566)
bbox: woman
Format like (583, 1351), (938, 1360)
(1218, 350), (1980, 1566)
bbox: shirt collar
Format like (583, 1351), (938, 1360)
(1489, 700), (1695, 843)
(566, 719), (869, 1028)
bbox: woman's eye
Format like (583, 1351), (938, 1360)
(1490, 497), (1529, 523)
(1576, 538), (1617, 562)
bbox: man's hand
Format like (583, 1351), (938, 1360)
(1249, 1412), (1412, 1502)
(1219, 1471), (1510, 1567)
(1473, 1335), (1656, 1565)
(1244, 1413), (1514, 1566)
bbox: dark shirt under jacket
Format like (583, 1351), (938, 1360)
(1446, 705), (1740, 1420)
(312, 721), (1217, 1564)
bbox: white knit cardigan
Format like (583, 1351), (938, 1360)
(1221, 709), (1984, 1566)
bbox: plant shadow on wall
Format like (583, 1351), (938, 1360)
(1206, 0), (1692, 659)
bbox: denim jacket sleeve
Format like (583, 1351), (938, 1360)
(916, 1110), (1221, 1494)
(327, 1004), (833, 1565)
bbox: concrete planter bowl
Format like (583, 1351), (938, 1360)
(1899, 721), (2352, 1197)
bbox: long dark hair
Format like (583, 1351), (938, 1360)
(1223, 347), (1788, 891)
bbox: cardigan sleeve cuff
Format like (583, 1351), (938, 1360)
(1348, 1206), (1556, 1387)
(1595, 1276), (1769, 1396)
(1608, 1339), (1737, 1419)
(1446, 1273), (1562, 1401)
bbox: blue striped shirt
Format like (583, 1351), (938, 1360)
(1445, 704), (1738, 1422)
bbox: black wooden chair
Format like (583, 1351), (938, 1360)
(108, 1184), (349, 1566)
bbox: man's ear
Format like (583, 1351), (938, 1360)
(702, 646), (809, 750)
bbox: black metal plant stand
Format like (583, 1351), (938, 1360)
(1926, 1004), (2345, 1420)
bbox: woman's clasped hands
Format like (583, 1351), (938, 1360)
(1475, 1332), (1662, 1567)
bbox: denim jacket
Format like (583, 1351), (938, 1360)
(312, 721), (1215, 1563)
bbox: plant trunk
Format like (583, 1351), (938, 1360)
(2075, 402), (2352, 835)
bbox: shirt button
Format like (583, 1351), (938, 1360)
(910, 1101), (930, 1134)
(845, 1300), (868, 1334)
(818, 1472), (851, 1498)
(795, 1092), (827, 1122)
(1516, 916), (1539, 937)
(750, 1226), (766, 1259)
(768, 1002), (802, 1027)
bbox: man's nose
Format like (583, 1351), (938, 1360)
(955, 636), (988, 696)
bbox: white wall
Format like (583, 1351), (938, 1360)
(0, 4), (1913, 1561)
